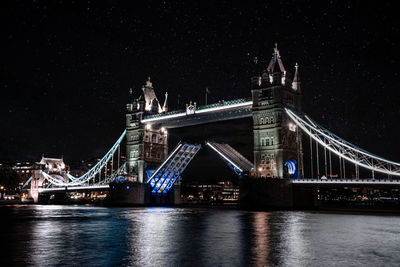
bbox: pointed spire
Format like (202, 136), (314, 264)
(146, 76), (152, 87)
(267, 43), (286, 74)
(291, 63), (301, 91)
(163, 92), (168, 112)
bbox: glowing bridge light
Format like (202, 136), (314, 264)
(284, 160), (297, 175)
(288, 122), (296, 132)
(146, 143), (183, 183)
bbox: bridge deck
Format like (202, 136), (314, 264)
(292, 179), (400, 185)
(37, 185), (110, 193)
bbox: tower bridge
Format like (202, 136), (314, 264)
(27, 44), (400, 207)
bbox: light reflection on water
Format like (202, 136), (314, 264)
(1, 205), (400, 266)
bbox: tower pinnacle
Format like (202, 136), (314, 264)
(266, 43), (286, 85)
(273, 42), (280, 57)
(291, 63), (301, 91)
(163, 92), (168, 112)
(146, 76), (152, 87)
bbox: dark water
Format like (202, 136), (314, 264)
(1, 205), (399, 266)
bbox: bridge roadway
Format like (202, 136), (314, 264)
(292, 178), (400, 185)
(38, 184), (110, 193)
(36, 178), (400, 194)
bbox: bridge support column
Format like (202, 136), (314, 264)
(239, 178), (294, 209)
(107, 181), (145, 205)
(30, 169), (43, 203)
(126, 105), (145, 183)
(251, 49), (303, 179)
(173, 184), (182, 205)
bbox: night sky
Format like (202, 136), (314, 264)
(2, 1), (400, 169)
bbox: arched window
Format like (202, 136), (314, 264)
(266, 138), (270, 146)
(145, 135), (149, 142)
(260, 118), (264, 124)
(266, 117), (270, 124)
(159, 137), (163, 143)
(151, 134), (157, 143)
(270, 117), (274, 124)
(271, 137), (274, 145)
(260, 138), (265, 146)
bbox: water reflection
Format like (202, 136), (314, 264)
(200, 210), (244, 266)
(1, 205), (399, 266)
(124, 207), (179, 266)
(252, 212), (270, 266)
(29, 205), (129, 266)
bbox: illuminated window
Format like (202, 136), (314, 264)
(151, 134), (157, 143)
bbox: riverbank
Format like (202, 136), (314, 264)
(2, 200), (399, 215)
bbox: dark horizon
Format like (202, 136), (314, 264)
(2, 1), (400, 163)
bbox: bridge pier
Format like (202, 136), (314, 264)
(239, 177), (318, 209)
(107, 182), (146, 205)
(107, 182), (182, 205)
(30, 169), (43, 203)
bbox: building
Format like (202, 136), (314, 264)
(181, 180), (240, 202)
(126, 77), (169, 182)
(251, 44), (303, 179)
(12, 161), (35, 185)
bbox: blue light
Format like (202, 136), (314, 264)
(285, 160), (297, 176)
(146, 169), (156, 180)
(126, 185), (130, 190)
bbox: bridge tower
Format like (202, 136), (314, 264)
(251, 44), (303, 178)
(125, 78), (169, 183)
(30, 157), (68, 203)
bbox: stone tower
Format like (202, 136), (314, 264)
(251, 44), (303, 178)
(125, 78), (169, 183)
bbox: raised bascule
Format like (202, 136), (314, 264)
(28, 45), (400, 208)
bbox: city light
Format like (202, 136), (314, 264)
(288, 122), (296, 132)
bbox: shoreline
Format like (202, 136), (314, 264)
(1, 201), (399, 215)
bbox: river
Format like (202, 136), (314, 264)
(1, 205), (399, 266)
